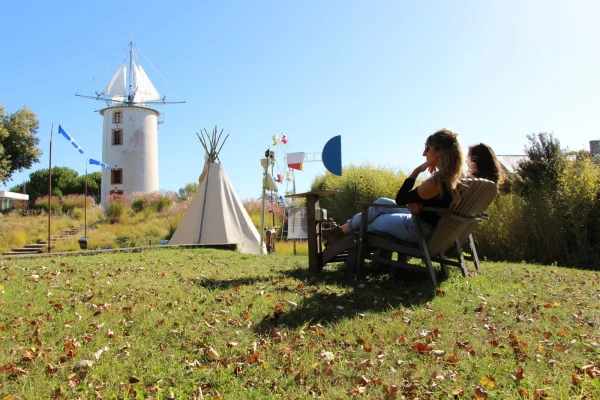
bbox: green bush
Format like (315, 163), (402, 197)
(116, 235), (138, 248)
(166, 221), (179, 240)
(131, 198), (147, 213)
(61, 195), (94, 214)
(131, 191), (176, 214)
(35, 196), (61, 214)
(152, 197), (173, 212)
(106, 196), (130, 224)
(71, 208), (84, 220)
(310, 163), (408, 224)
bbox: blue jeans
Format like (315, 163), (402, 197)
(346, 198), (433, 244)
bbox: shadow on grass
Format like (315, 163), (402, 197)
(195, 275), (274, 291)
(253, 263), (447, 334)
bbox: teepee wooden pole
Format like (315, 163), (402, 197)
(215, 134), (229, 161)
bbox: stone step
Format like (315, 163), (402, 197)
(9, 247), (45, 253)
(24, 243), (49, 249)
(2, 251), (43, 256)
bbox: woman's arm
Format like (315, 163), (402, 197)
(396, 163), (441, 204)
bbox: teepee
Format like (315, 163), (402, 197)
(169, 127), (264, 254)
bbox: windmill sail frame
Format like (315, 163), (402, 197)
(76, 40), (185, 106)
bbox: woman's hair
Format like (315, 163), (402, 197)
(426, 128), (464, 200)
(467, 143), (505, 187)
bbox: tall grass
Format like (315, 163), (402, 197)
(244, 199), (286, 236)
(8, 230), (27, 249)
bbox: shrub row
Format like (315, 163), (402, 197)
(476, 155), (600, 266)
(34, 195), (96, 216)
(106, 191), (178, 224)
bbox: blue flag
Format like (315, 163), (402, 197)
(58, 125), (84, 154)
(89, 159), (111, 169)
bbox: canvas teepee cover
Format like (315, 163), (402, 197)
(169, 128), (264, 254)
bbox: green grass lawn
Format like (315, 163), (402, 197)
(1, 250), (599, 399)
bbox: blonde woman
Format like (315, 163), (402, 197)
(323, 129), (464, 244)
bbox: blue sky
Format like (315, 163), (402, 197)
(1, 1), (599, 199)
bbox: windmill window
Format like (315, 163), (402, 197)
(113, 111), (122, 124)
(112, 129), (123, 146)
(111, 168), (123, 185)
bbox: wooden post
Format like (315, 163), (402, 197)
(306, 193), (319, 274)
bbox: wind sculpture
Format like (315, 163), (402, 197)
(259, 133), (342, 251)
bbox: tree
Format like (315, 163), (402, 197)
(0, 103), (41, 183)
(76, 171), (102, 202)
(178, 181), (199, 201)
(10, 167), (103, 203)
(513, 132), (567, 197)
(310, 163), (408, 224)
(23, 167), (79, 200)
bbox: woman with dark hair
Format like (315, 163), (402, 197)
(323, 128), (464, 245)
(467, 143), (505, 187)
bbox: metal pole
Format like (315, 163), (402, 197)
(47, 124), (53, 253)
(260, 160), (268, 254)
(270, 162), (274, 205)
(128, 40), (134, 103)
(85, 160), (88, 237)
(281, 204), (285, 239)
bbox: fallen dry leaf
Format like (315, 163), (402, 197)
(384, 384), (398, 398)
(511, 368), (525, 381)
(474, 386), (488, 399)
(356, 359), (373, 371)
(75, 360), (93, 370)
(207, 346), (219, 361)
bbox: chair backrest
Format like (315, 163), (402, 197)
(426, 178), (497, 254)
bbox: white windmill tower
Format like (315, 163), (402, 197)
(77, 39), (184, 208)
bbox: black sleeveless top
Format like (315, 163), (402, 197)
(395, 178), (452, 226)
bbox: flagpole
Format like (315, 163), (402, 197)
(47, 124), (54, 254)
(85, 159), (88, 238)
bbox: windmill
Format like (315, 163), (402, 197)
(76, 38), (185, 208)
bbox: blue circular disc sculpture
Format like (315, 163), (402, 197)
(322, 135), (342, 176)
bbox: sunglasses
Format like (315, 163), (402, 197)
(424, 144), (430, 152)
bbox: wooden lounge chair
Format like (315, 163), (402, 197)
(320, 178), (497, 285)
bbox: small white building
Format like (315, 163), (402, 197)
(0, 191), (29, 212)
